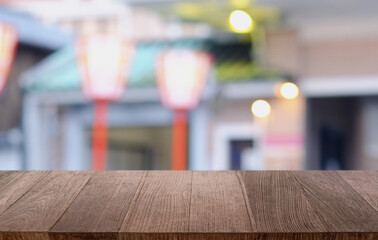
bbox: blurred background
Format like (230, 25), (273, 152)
(0, 0), (377, 171)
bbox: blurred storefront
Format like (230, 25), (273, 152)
(0, 7), (71, 169)
(20, 38), (305, 170)
(275, 18), (378, 170)
(0, 0), (377, 170)
(300, 19), (378, 170)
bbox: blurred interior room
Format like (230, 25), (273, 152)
(0, 0), (377, 171)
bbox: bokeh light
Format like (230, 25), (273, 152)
(251, 100), (271, 118)
(229, 10), (253, 33)
(280, 82), (299, 99)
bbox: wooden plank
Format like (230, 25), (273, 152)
(291, 171), (378, 232)
(120, 232), (377, 240)
(240, 171), (327, 233)
(2, 232), (374, 240)
(337, 171), (378, 211)
(0, 171), (93, 234)
(0, 171), (49, 216)
(49, 233), (117, 240)
(189, 171), (253, 233)
(0, 232), (49, 240)
(0, 170), (377, 240)
(50, 171), (145, 239)
(119, 171), (192, 233)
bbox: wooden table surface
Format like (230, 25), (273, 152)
(0, 171), (377, 240)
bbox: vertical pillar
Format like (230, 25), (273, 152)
(92, 100), (108, 170)
(171, 110), (188, 170)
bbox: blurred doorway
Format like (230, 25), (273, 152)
(99, 126), (172, 170)
(320, 126), (345, 170)
(229, 139), (254, 170)
(306, 97), (357, 170)
(212, 123), (261, 170)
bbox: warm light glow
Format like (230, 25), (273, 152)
(280, 82), (299, 99)
(77, 34), (134, 101)
(251, 100), (271, 118)
(157, 49), (212, 110)
(0, 23), (17, 95)
(229, 10), (253, 33)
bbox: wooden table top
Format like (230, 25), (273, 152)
(0, 171), (377, 240)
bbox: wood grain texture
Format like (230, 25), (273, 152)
(0, 171), (49, 215)
(119, 233), (377, 240)
(2, 233), (376, 240)
(240, 171), (327, 233)
(189, 171), (253, 233)
(0, 171), (93, 233)
(0, 171), (377, 240)
(291, 171), (378, 232)
(119, 171), (191, 233)
(49, 233), (117, 240)
(337, 171), (378, 211)
(0, 232), (49, 240)
(50, 171), (144, 239)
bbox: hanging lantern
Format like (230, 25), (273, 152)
(0, 22), (18, 95)
(157, 49), (212, 110)
(77, 34), (134, 101)
(76, 34), (135, 170)
(156, 49), (213, 170)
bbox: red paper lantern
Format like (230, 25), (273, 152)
(77, 34), (134, 101)
(157, 49), (212, 110)
(0, 22), (17, 95)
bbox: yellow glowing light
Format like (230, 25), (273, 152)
(251, 100), (271, 118)
(280, 82), (299, 99)
(229, 10), (253, 33)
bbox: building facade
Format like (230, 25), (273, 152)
(20, 39), (305, 170)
